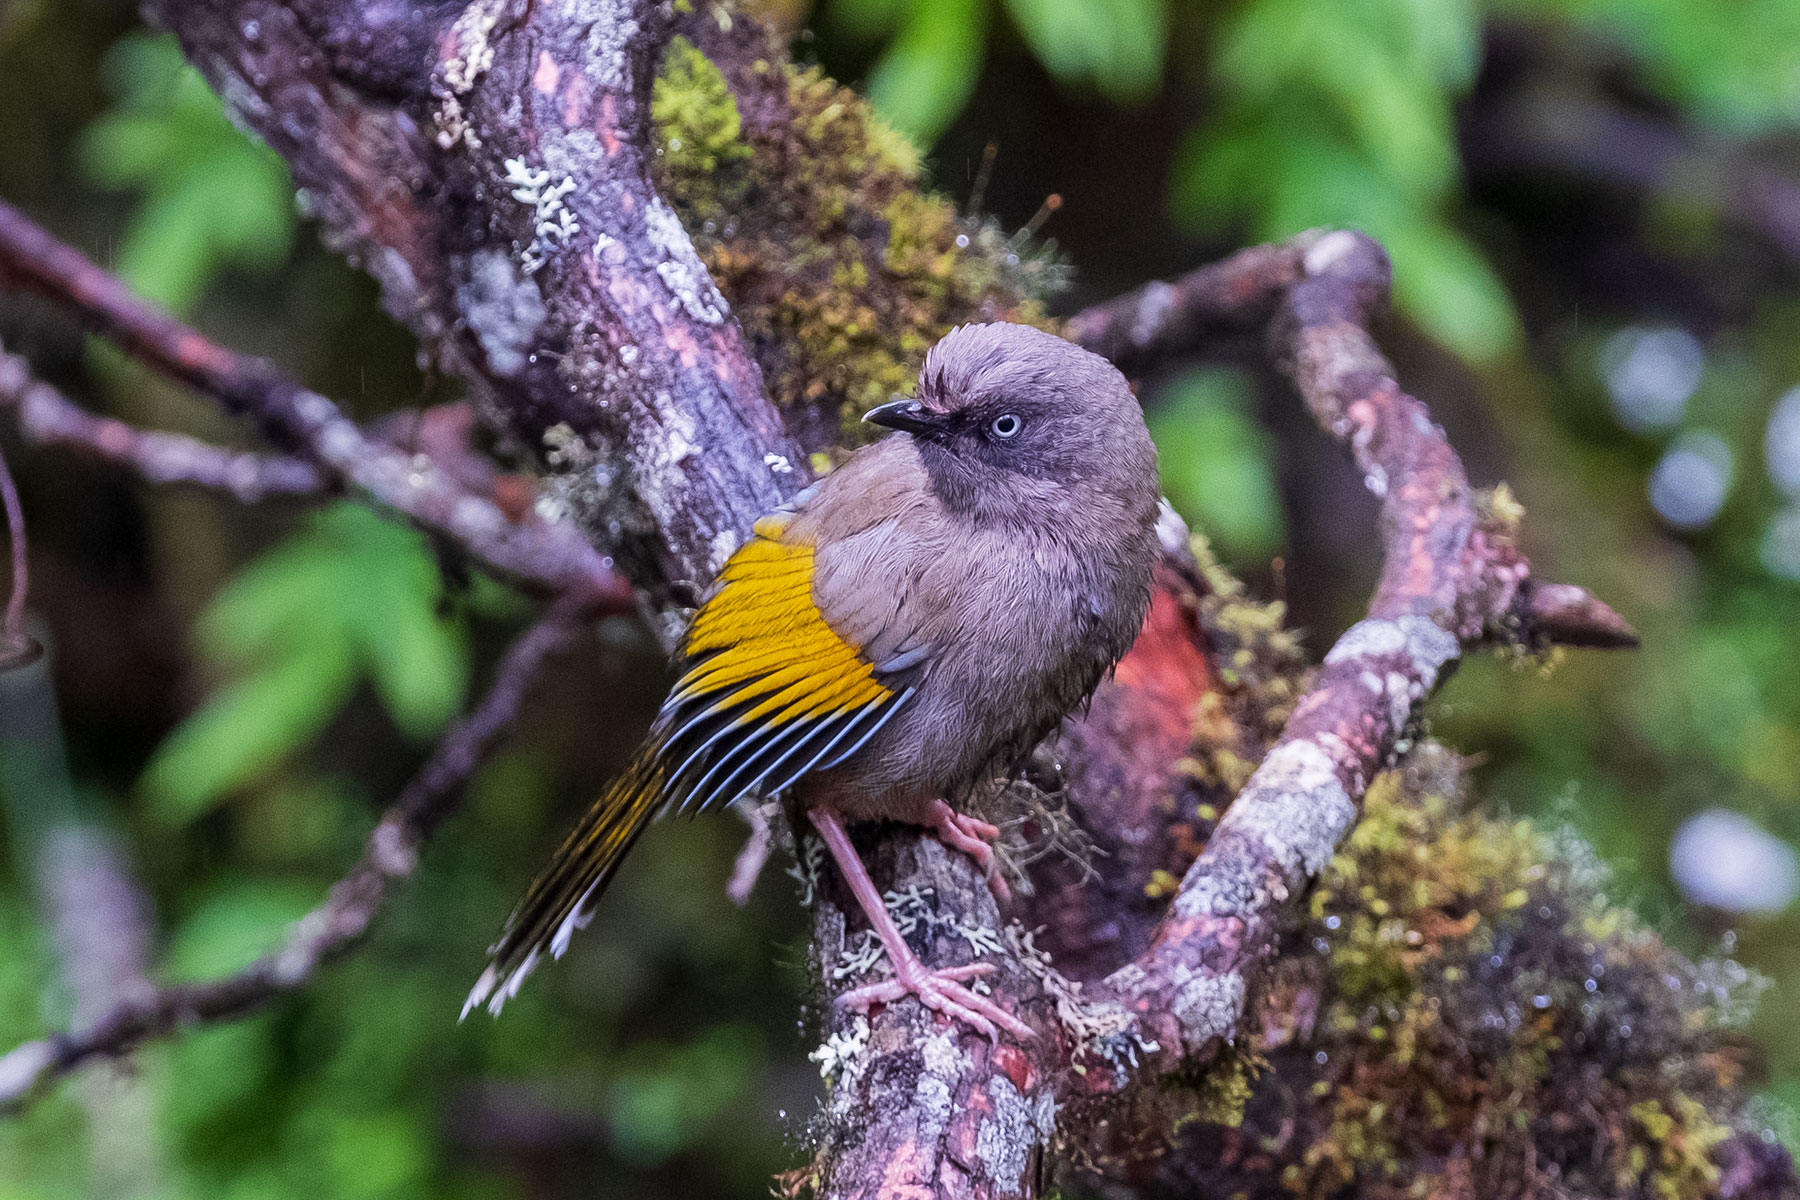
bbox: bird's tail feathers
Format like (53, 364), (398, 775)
(462, 747), (666, 1019)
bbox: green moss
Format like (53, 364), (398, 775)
(1160, 741), (1774, 1199)
(1178, 533), (1308, 795)
(652, 38), (751, 180)
(650, 40), (1065, 452)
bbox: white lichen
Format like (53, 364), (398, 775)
(1217, 740), (1357, 877)
(1003, 924), (1157, 1079)
(832, 930), (885, 981)
(808, 1016), (869, 1082)
(503, 158), (580, 275)
(786, 832), (824, 907)
(643, 197), (728, 324)
(432, 0), (510, 148)
(975, 1075), (1040, 1186)
(458, 248), (547, 377)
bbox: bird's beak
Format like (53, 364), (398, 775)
(862, 399), (941, 435)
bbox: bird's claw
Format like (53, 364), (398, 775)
(837, 959), (1035, 1042)
(925, 800), (1010, 904)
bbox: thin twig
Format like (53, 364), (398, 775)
(1065, 241), (1311, 375)
(0, 202), (633, 606)
(0, 337), (327, 503)
(727, 800), (775, 907)
(0, 446), (28, 661)
(0, 596), (593, 1107)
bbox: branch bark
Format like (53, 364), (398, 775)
(0, 336), (327, 502)
(141, 0), (801, 605)
(0, 200), (630, 603)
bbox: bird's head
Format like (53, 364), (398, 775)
(864, 323), (1159, 524)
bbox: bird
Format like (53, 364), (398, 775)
(464, 322), (1162, 1041)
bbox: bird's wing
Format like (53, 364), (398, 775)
(653, 490), (934, 816)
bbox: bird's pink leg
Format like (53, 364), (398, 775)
(807, 808), (1034, 1042)
(919, 799), (1010, 904)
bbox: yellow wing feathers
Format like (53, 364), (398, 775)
(463, 749), (665, 1018)
(677, 536), (891, 717)
(657, 529), (909, 815)
(467, 521), (912, 1015)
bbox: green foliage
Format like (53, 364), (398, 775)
(999, 0), (1168, 103)
(1171, 0), (1519, 361)
(1147, 368), (1284, 561)
(826, 0), (1166, 144)
(76, 34), (294, 313)
(1494, 0), (1800, 134)
(139, 504), (468, 824)
(608, 1025), (763, 1164)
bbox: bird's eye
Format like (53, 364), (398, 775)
(989, 413), (1023, 440)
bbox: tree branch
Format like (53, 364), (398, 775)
(142, 0), (803, 604)
(0, 594), (591, 1108)
(0, 200), (631, 603)
(0, 336), (327, 502)
(1064, 240), (1310, 375)
(1100, 232), (1631, 1057)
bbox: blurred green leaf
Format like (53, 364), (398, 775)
(167, 881), (320, 978)
(1147, 367), (1285, 560)
(1494, 0), (1800, 134)
(139, 649), (358, 826)
(77, 33), (293, 312)
(140, 505), (468, 823)
(864, 0), (989, 146)
(1002, 0), (1167, 101)
(319, 1109), (430, 1200)
(1172, 0), (1516, 362)
(608, 1025), (763, 1165)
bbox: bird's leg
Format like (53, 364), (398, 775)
(807, 807), (1034, 1042)
(918, 799), (1010, 904)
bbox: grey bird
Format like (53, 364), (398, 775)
(465, 322), (1162, 1040)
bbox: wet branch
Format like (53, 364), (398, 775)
(0, 336), (327, 502)
(1094, 230), (1633, 1075)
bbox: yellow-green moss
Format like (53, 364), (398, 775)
(652, 38), (751, 181)
(1162, 741), (1771, 1199)
(1178, 533), (1308, 794)
(651, 42), (1064, 451)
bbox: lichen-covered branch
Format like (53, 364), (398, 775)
(0, 597), (588, 1108)
(1064, 240), (1309, 374)
(1098, 229), (1633, 1067)
(142, 0), (802, 603)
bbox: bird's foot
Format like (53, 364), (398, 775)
(807, 805), (1033, 1042)
(837, 959), (1035, 1043)
(922, 799), (1010, 904)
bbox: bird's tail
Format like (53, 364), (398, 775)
(462, 746), (666, 1019)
